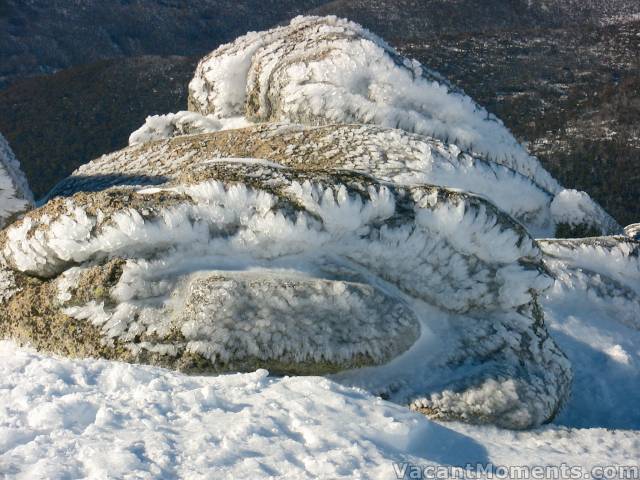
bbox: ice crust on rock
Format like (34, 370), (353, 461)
(550, 189), (618, 236)
(173, 272), (420, 373)
(129, 111), (252, 146)
(188, 16), (555, 190)
(52, 124), (612, 237)
(625, 223), (640, 240)
(122, 15), (618, 236)
(184, 15), (616, 236)
(0, 133), (33, 228)
(0, 160), (571, 429)
(541, 236), (640, 330)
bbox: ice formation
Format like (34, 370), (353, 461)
(541, 236), (640, 330)
(0, 133), (33, 228)
(1, 157), (571, 428)
(128, 111), (251, 146)
(625, 223), (640, 240)
(188, 17), (546, 186)
(58, 124), (613, 237)
(124, 15), (619, 236)
(1, 16), (636, 431)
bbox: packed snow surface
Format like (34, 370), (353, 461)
(1, 341), (639, 479)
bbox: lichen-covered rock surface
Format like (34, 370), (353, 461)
(2, 15), (637, 430)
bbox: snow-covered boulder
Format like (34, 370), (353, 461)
(12, 15), (640, 430)
(0, 133), (33, 228)
(182, 15), (618, 237)
(0, 151), (571, 429)
(625, 223), (640, 240)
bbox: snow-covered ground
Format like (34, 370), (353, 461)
(1, 337), (639, 480)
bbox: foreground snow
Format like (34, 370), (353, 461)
(1, 341), (638, 479)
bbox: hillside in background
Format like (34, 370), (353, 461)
(0, 0), (638, 224)
(0, 55), (197, 197)
(0, 0), (325, 88)
(397, 19), (640, 226)
(311, 0), (640, 39)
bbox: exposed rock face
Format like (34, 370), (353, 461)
(10, 15), (638, 429)
(0, 134), (33, 228)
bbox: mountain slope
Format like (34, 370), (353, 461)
(0, 55), (197, 197)
(0, 0), (326, 89)
(311, 0), (640, 39)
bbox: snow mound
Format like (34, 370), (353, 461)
(1, 159), (570, 429)
(0, 133), (33, 228)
